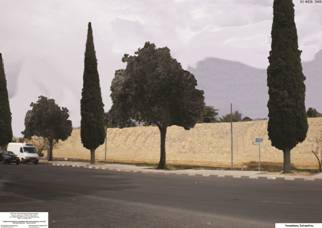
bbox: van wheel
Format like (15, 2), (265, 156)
(33, 160), (39, 165)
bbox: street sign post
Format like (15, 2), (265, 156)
(254, 138), (263, 171)
(255, 138), (263, 144)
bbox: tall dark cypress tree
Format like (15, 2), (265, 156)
(80, 22), (106, 164)
(267, 0), (308, 173)
(0, 53), (13, 151)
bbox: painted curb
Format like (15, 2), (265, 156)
(49, 163), (321, 181)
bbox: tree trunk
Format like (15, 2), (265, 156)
(283, 149), (291, 173)
(104, 127), (108, 161)
(48, 139), (54, 161)
(90, 149), (95, 164)
(311, 151), (322, 172)
(157, 126), (167, 169)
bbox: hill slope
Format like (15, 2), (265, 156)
(189, 50), (322, 118)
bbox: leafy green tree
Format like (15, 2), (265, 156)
(105, 109), (137, 129)
(267, 0), (308, 173)
(220, 111), (243, 122)
(0, 53), (13, 151)
(198, 106), (218, 123)
(80, 22), (106, 164)
(111, 42), (205, 169)
(108, 69), (138, 128)
(307, 107), (322, 118)
(22, 96), (72, 161)
(242, 116), (252, 122)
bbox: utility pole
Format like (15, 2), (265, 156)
(254, 138), (263, 171)
(104, 127), (107, 161)
(104, 114), (111, 161)
(230, 103), (233, 169)
(258, 143), (261, 171)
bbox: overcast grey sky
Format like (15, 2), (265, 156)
(0, 0), (321, 135)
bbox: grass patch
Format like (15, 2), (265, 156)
(243, 161), (320, 174)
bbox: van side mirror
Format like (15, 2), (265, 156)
(20, 148), (23, 153)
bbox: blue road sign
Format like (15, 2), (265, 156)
(255, 138), (263, 144)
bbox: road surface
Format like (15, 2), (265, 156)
(0, 164), (321, 227)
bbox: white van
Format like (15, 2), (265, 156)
(7, 143), (39, 164)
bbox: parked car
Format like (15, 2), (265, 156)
(0, 151), (20, 165)
(7, 143), (39, 164)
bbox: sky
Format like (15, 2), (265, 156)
(0, 0), (322, 135)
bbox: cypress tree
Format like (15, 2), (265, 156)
(267, 0), (308, 173)
(0, 53), (13, 150)
(80, 22), (106, 164)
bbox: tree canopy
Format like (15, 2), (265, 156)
(198, 106), (218, 123)
(110, 42), (205, 168)
(220, 111), (243, 122)
(0, 53), (13, 149)
(108, 69), (138, 128)
(307, 107), (322, 118)
(22, 96), (72, 161)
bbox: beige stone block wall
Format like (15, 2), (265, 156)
(51, 118), (322, 169)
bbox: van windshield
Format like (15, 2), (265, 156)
(23, 147), (37, 154)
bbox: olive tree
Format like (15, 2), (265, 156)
(110, 42), (204, 169)
(23, 96), (72, 161)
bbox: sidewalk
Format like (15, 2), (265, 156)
(47, 160), (322, 181)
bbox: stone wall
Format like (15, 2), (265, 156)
(51, 118), (322, 169)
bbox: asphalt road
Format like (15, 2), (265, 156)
(0, 164), (321, 228)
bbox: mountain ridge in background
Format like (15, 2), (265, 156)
(189, 50), (322, 119)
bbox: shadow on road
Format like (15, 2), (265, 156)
(0, 164), (137, 202)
